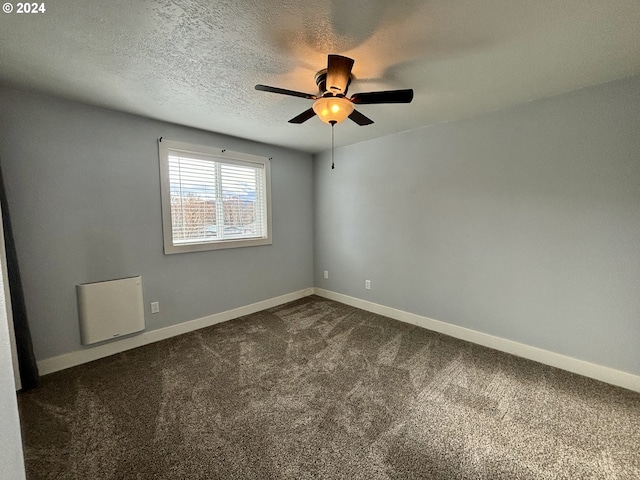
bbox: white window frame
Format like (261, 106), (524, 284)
(158, 139), (272, 254)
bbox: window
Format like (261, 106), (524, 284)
(158, 139), (272, 254)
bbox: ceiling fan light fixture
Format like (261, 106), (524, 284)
(312, 96), (354, 124)
(256, 54), (412, 127)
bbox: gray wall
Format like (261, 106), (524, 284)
(0, 88), (314, 361)
(314, 74), (640, 376)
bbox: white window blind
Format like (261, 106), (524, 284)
(159, 140), (272, 254)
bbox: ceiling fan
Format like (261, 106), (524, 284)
(255, 54), (414, 126)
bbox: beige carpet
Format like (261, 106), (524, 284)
(18, 295), (640, 479)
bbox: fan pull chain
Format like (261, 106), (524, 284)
(330, 120), (336, 169)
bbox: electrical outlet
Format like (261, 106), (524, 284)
(150, 301), (160, 314)
(365, 280), (371, 290)
(324, 270), (329, 279)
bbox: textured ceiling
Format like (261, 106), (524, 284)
(1, 0), (640, 153)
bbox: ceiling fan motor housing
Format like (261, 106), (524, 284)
(314, 69), (353, 96)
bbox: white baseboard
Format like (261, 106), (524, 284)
(314, 288), (640, 393)
(38, 286), (640, 393)
(37, 288), (315, 376)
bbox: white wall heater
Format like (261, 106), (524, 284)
(77, 275), (145, 345)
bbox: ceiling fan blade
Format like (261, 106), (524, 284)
(288, 108), (317, 124)
(350, 89), (414, 104)
(255, 84), (317, 100)
(348, 110), (374, 126)
(326, 55), (354, 94)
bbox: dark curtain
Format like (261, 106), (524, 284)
(0, 159), (39, 390)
